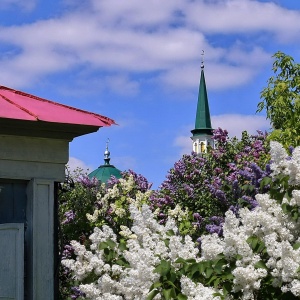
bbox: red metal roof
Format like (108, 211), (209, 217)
(0, 85), (116, 127)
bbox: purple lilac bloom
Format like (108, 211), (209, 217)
(206, 224), (223, 236)
(173, 160), (186, 177)
(229, 205), (240, 217)
(71, 287), (85, 299)
(126, 169), (153, 191)
(62, 244), (74, 259)
(252, 140), (264, 152)
(214, 167), (223, 174)
(106, 175), (120, 188)
(265, 164), (271, 174)
(215, 190), (228, 205)
(183, 183), (194, 197)
(227, 173), (238, 182)
(212, 127), (229, 143)
(239, 169), (252, 180)
(241, 195), (258, 210)
(289, 146), (294, 155)
(62, 210), (76, 225)
(210, 216), (224, 224)
(205, 215), (224, 235)
(78, 176), (99, 188)
(244, 146), (252, 153)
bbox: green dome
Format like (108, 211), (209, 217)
(88, 164), (122, 183)
(88, 142), (122, 183)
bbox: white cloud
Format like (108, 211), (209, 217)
(90, 0), (185, 28)
(67, 157), (94, 174)
(0, 0), (297, 90)
(212, 114), (270, 136)
(174, 114), (270, 155)
(186, 0), (300, 41)
(104, 75), (139, 96)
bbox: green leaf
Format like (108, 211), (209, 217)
(254, 260), (268, 270)
(223, 281), (232, 294)
(185, 258), (196, 263)
(118, 239), (128, 251)
(99, 241), (108, 250)
(166, 229), (175, 236)
(175, 258), (186, 264)
(247, 236), (258, 250)
(154, 260), (171, 277)
(115, 258), (129, 267)
(165, 280), (177, 289)
(150, 281), (162, 289)
(205, 267), (214, 278)
(260, 177), (272, 189)
(146, 289), (159, 300)
(214, 258), (227, 274)
(164, 239), (170, 247)
(106, 238), (117, 249)
(105, 249), (115, 261)
(177, 294), (188, 300)
(162, 288), (173, 300)
(293, 242), (300, 250)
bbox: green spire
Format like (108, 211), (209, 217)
(191, 60), (213, 136)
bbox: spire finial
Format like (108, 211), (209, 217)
(106, 138), (110, 151)
(104, 138), (111, 165)
(201, 50), (204, 69)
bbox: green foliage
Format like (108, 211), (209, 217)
(58, 169), (103, 299)
(59, 175), (101, 244)
(258, 51), (300, 148)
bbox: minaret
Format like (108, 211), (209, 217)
(191, 51), (214, 155)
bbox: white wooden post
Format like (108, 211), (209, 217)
(26, 179), (54, 300)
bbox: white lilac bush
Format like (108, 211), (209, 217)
(62, 141), (300, 300)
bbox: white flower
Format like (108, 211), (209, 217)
(201, 233), (224, 260)
(180, 276), (222, 300)
(270, 141), (289, 177)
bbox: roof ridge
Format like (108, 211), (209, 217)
(0, 85), (117, 126)
(0, 93), (39, 120)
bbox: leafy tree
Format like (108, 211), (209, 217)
(257, 51), (300, 147)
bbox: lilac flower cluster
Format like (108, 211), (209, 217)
(107, 169), (152, 192)
(70, 286), (85, 299)
(62, 244), (74, 259)
(62, 210), (76, 225)
(192, 212), (203, 230)
(150, 128), (270, 239)
(126, 169), (153, 191)
(106, 175), (120, 188)
(205, 216), (224, 235)
(78, 175), (99, 188)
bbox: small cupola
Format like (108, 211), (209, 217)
(88, 139), (122, 183)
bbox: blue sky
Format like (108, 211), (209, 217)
(0, 0), (299, 188)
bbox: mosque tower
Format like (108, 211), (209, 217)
(191, 52), (214, 154)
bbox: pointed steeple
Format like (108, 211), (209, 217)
(191, 51), (214, 154)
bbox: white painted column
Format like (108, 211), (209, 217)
(26, 179), (54, 300)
